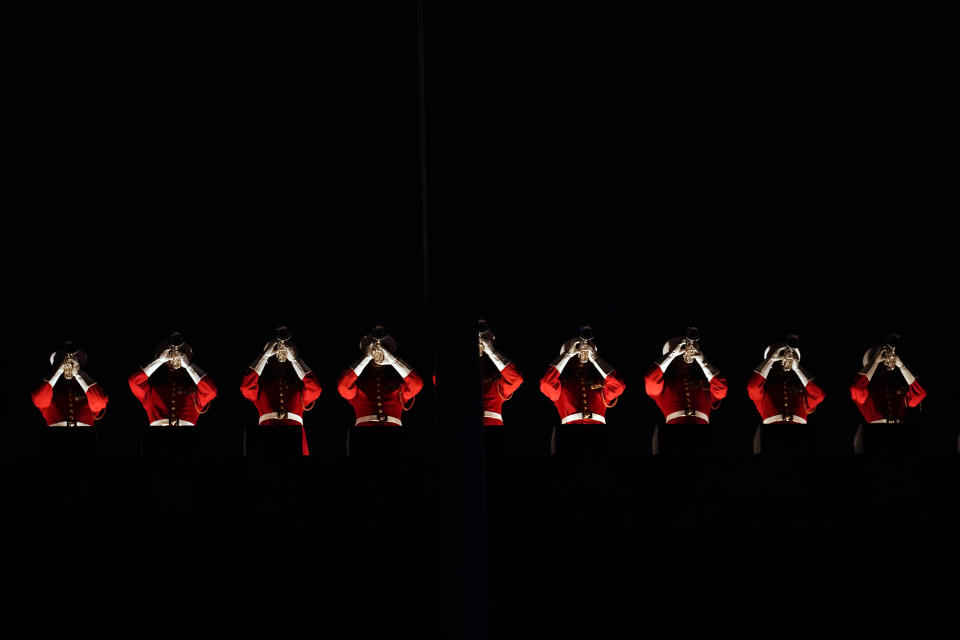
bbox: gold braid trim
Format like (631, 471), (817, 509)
(601, 387), (618, 409)
(399, 384), (416, 411)
(194, 393), (211, 414)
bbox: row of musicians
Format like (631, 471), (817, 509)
(31, 326), (926, 455)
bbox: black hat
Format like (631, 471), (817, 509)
(155, 331), (193, 361)
(360, 325), (398, 354)
(477, 318), (495, 342)
(49, 339), (87, 368)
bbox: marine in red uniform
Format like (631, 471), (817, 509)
(539, 326), (626, 426)
(644, 327), (727, 425)
(747, 335), (825, 452)
(241, 326), (322, 455)
(478, 320), (523, 426)
(849, 334), (927, 453)
(337, 325), (424, 428)
(31, 341), (109, 427)
(128, 332), (217, 426)
(849, 334), (926, 424)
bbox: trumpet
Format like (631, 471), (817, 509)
(881, 347), (898, 371)
(682, 340), (699, 364)
(577, 343), (591, 363)
(61, 355), (80, 379)
(162, 346), (184, 369)
(781, 348), (797, 372)
(371, 339), (385, 364)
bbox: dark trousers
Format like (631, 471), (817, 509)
(551, 424), (611, 458)
(484, 426), (510, 461)
(348, 426), (407, 456)
(754, 424), (814, 456)
(654, 423), (716, 455)
(243, 424), (303, 456)
(140, 427), (202, 457)
(38, 427), (98, 456)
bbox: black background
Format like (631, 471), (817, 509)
(5, 5), (955, 638)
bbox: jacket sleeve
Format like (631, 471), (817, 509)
(539, 366), (562, 403)
(644, 364), (665, 398)
(497, 363), (524, 399)
(602, 370), (626, 402)
(195, 375), (217, 411)
(128, 370), (150, 404)
(337, 369), (359, 400)
(240, 369), (260, 403)
(399, 371), (424, 403)
(802, 379), (826, 413)
(31, 380), (54, 409)
(849, 373), (870, 406)
(905, 380), (926, 408)
(301, 372), (323, 408)
(709, 374), (728, 401)
(86, 384), (109, 415)
(746, 371), (767, 406)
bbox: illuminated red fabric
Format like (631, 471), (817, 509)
(240, 369), (322, 455)
(849, 373), (926, 423)
(746, 371), (824, 423)
(539, 365), (626, 424)
(644, 364), (728, 424)
(31, 380), (109, 426)
(128, 370), (217, 425)
(337, 366), (424, 426)
(481, 362), (524, 425)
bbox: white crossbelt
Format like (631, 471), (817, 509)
(561, 412), (606, 424)
(870, 418), (903, 424)
(150, 419), (196, 427)
(259, 412), (303, 425)
(50, 421), (91, 427)
(665, 410), (710, 423)
(763, 414), (807, 425)
(483, 411), (503, 421)
(355, 414), (403, 426)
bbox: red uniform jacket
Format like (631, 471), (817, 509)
(747, 371), (825, 424)
(128, 370), (217, 426)
(240, 369), (323, 455)
(337, 366), (424, 426)
(849, 373), (926, 423)
(539, 365), (626, 424)
(31, 379), (108, 426)
(644, 364), (728, 424)
(481, 363), (524, 426)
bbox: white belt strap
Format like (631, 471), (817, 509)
(259, 412), (303, 425)
(665, 410), (710, 423)
(763, 414), (807, 425)
(483, 411), (503, 422)
(870, 418), (903, 424)
(50, 421), (92, 427)
(355, 415), (403, 426)
(561, 412), (606, 424)
(149, 419), (196, 427)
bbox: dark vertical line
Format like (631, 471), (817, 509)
(418, 1), (489, 637)
(417, 0), (434, 435)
